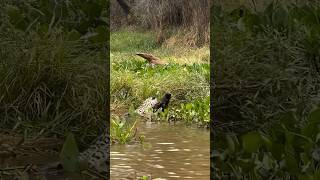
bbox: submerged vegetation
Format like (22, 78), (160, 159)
(212, 1), (320, 179)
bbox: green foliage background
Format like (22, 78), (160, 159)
(211, 1), (320, 179)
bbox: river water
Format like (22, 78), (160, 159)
(110, 122), (210, 180)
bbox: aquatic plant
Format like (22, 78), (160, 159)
(110, 107), (139, 144)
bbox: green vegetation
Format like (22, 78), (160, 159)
(214, 108), (320, 179)
(110, 108), (139, 144)
(0, 0), (108, 146)
(0, 0), (108, 179)
(110, 29), (210, 143)
(212, 1), (320, 179)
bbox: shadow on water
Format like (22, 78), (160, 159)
(111, 122), (210, 179)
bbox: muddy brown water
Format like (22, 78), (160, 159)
(110, 122), (210, 180)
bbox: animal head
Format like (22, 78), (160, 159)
(164, 93), (171, 100)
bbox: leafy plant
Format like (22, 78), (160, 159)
(140, 175), (150, 180)
(110, 111), (139, 144)
(168, 97), (210, 126)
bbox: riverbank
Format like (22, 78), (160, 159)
(111, 29), (210, 130)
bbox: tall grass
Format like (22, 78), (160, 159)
(0, 0), (109, 149)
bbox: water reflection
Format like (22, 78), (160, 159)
(111, 123), (209, 179)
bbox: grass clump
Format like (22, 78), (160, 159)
(0, 0), (108, 151)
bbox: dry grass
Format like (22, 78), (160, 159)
(111, 0), (210, 46)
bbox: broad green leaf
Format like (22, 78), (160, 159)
(226, 134), (235, 153)
(141, 175), (149, 180)
(285, 154), (299, 175)
(308, 108), (320, 123)
(186, 103), (193, 110)
(241, 132), (262, 153)
(270, 143), (284, 160)
(59, 132), (80, 172)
